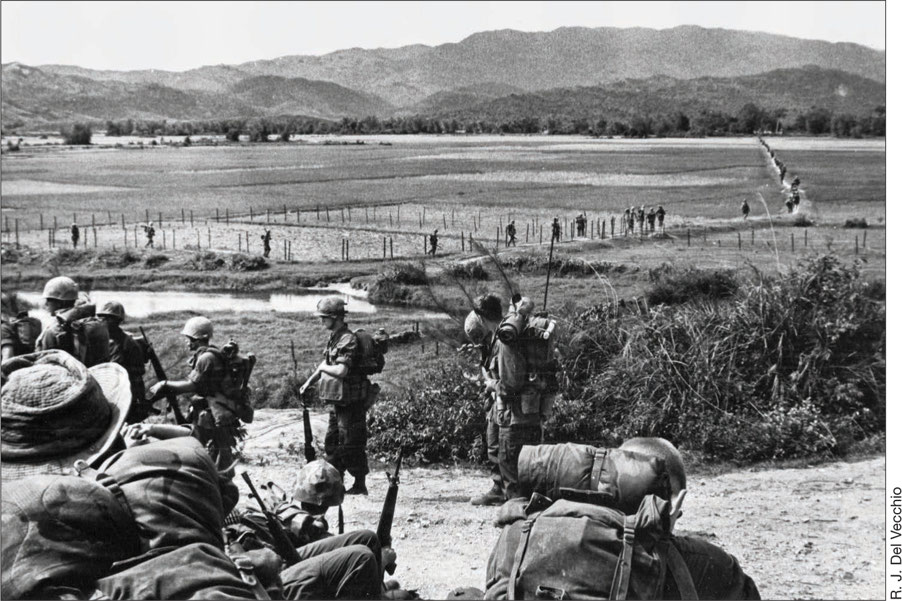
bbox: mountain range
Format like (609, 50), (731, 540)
(1, 25), (885, 129)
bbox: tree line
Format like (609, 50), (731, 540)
(60, 103), (886, 144)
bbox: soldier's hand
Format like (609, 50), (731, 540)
(148, 380), (167, 399)
(122, 423), (153, 447)
(381, 547), (397, 570)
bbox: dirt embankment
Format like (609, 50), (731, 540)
(238, 410), (885, 600)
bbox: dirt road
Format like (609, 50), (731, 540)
(239, 410), (884, 600)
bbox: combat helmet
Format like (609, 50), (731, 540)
(464, 311), (490, 344)
(181, 316), (214, 340)
(293, 459), (345, 507)
(42, 277), (79, 302)
(314, 296), (346, 318)
(96, 301), (126, 322)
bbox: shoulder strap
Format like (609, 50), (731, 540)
(507, 514), (538, 600)
(609, 514), (638, 601)
(72, 459), (136, 524)
(663, 540), (699, 600)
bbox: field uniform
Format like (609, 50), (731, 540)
(188, 345), (242, 471)
(322, 325), (370, 481)
(107, 324), (148, 419)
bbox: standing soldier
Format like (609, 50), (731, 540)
(506, 221), (517, 246)
(428, 229), (439, 256)
(551, 218), (561, 243)
(741, 199), (750, 220)
(647, 210), (656, 233)
(261, 229), (272, 258)
(627, 207), (635, 235)
(465, 294), (506, 506)
(143, 222), (156, 248)
(147, 316), (254, 475)
(70, 222), (80, 248)
(610, 215), (616, 238)
(302, 296), (371, 495)
(1, 292), (42, 361)
(35, 276), (110, 367)
(96, 300), (151, 423)
(656, 205), (666, 229)
(637, 206), (645, 234)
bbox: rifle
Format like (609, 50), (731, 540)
(376, 449), (403, 575)
(140, 327), (188, 425)
(292, 341), (317, 463)
(241, 471), (302, 566)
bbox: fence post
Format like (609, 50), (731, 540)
(738, 231), (741, 250)
(687, 228), (691, 247)
(245, 231), (249, 253)
(390, 237), (394, 260)
(108, 210), (112, 226)
(226, 209), (230, 225)
(863, 230), (867, 250)
(124, 228), (128, 248)
(443, 214), (447, 229)
(216, 208), (219, 223)
(15, 219), (19, 249)
(238, 234), (242, 252)
(181, 208), (185, 224)
(208, 228), (211, 248)
(146, 209), (150, 224)
(158, 212), (162, 228)
(804, 229), (808, 247)
(461, 231), (464, 251)
(791, 233), (795, 252)
(751, 228), (754, 245)
(855, 235), (859, 255)
(602, 220), (606, 239)
(496, 226), (500, 248)
(383, 237), (387, 260)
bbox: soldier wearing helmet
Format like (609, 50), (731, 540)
(148, 315), (244, 473)
(1, 292), (42, 361)
(96, 300), (150, 423)
(465, 294), (506, 507)
(35, 277), (111, 367)
(301, 296), (370, 495)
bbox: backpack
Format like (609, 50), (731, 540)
(486, 444), (699, 600)
(203, 341), (256, 423)
(353, 328), (388, 376)
(494, 312), (558, 417)
(7, 314), (42, 355)
(56, 304), (110, 367)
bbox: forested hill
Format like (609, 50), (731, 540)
(417, 66), (886, 124)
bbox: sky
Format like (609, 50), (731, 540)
(0, 1), (887, 72)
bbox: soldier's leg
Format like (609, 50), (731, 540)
(498, 422), (542, 499)
(296, 529), (380, 569)
(324, 410), (344, 474)
(339, 409), (369, 491)
(280, 545), (381, 600)
(486, 415), (503, 490)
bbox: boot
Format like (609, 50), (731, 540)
(469, 483), (505, 506)
(346, 477), (368, 496)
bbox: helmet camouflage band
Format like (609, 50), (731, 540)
(314, 296), (347, 318)
(42, 277), (79, 302)
(293, 459), (345, 507)
(181, 316), (214, 340)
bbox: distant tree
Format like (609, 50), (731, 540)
(63, 123), (92, 145)
(737, 102), (763, 134)
(226, 128), (241, 142)
(183, 135), (192, 146)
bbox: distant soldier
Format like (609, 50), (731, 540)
(70, 222), (80, 248)
(741, 199), (750, 220)
(96, 300), (151, 423)
(428, 229), (439, 256)
(147, 316), (255, 475)
(506, 221), (517, 246)
(551, 218), (561, 243)
(637, 206), (646, 233)
(143, 222), (155, 248)
(261, 229), (272, 258)
(786, 198), (795, 214)
(0, 292), (42, 361)
(627, 207), (635, 235)
(622, 208), (630, 235)
(610, 215), (616, 237)
(35, 276), (110, 367)
(647, 210), (656, 232)
(656, 205), (666, 229)
(792, 190), (801, 208)
(575, 213), (585, 237)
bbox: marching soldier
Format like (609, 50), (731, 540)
(70, 222), (80, 248)
(741, 199), (750, 220)
(262, 229), (272, 258)
(428, 229), (439, 256)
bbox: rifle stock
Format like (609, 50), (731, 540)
(140, 327), (188, 425)
(292, 342), (318, 463)
(376, 449), (403, 575)
(241, 471), (301, 566)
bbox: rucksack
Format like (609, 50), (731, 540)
(202, 341), (256, 423)
(353, 328), (388, 376)
(486, 444), (699, 600)
(7, 314), (42, 355)
(56, 304), (110, 367)
(494, 312), (559, 409)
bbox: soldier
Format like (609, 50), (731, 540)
(227, 459), (395, 599)
(428, 229), (439, 256)
(1, 292), (42, 361)
(741, 199), (750, 220)
(70, 222), (80, 248)
(143, 222), (156, 247)
(95, 300), (152, 423)
(302, 296), (371, 494)
(656, 205), (666, 229)
(637, 206), (645, 233)
(506, 221), (517, 246)
(551, 218), (561, 243)
(262, 229), (272, 258)
(647, 210), (656, 233)
(786, 197), (795, 214)
(610, 215), (615, 238)
(35, 276), (111, 367)
(464, 294), (506, 506)
(627, 207), (635, 235)
(147, 316), (252, 475)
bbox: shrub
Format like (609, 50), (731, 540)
(379, 262), (428, 285)
(368, 361), (485, 464)
(793, 214), (815, 227)
(93, 249), (142, 268)
(184, 251), (267, 272)
(844, 218), (869, 229)
(144, 253), (169, 269)
(446, 261), (489, 280)
(646, 268), (739, 305)
(63, 123), (92, 145)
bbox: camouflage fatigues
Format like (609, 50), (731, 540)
(187, 345), (242, 471)
(321, 325), (369, 479)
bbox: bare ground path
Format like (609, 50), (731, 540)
(239, 410), (883, 600)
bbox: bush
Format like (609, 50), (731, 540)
(793, 214), (815, 227)
(144, 253), (169, 269)
(185, 251), (268, 272)
(501, 253), (616, 277)
(368, 361), (485, 464)
(63, 123), (92, 145)
(844, 218), (869, 229)
(646, 268), (739, 305)
(379, 262), (428, 285)
(93, 249), (142, 268)
(446, 261), (490, 280)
